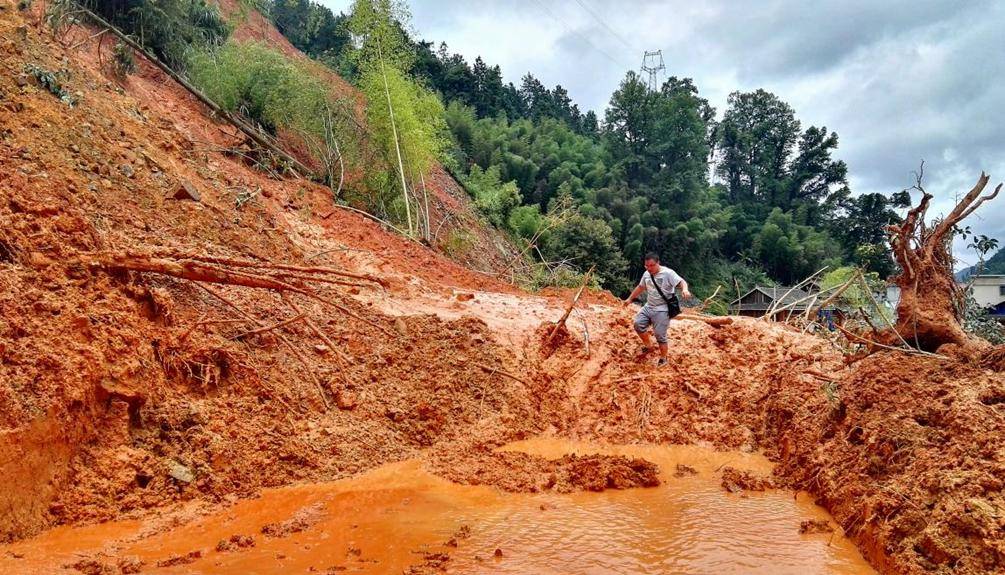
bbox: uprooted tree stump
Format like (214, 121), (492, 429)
(885, 171), (1000, 351)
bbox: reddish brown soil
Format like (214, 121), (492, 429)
(1, 7), (1004, 575)
(0, 9), (530, 541)
(427, 444), (660, 493)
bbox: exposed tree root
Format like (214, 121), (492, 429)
(884, 170), (1001, 351)
(82, 251), (392, 336)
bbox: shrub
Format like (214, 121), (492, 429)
(112, 41), (137, 79)
(507, 205), (544, 240)
(188, 40), (360, 183)
(24, 64), (76, 107)
(463, 165), (521, 227)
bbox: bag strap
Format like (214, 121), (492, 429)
(648, 271), (676, 306)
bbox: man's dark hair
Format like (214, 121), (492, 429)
(644, 252), (660, 263)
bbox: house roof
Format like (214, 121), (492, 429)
(729, 285), (831, 312)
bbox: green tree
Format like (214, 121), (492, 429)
(349, 0), (449, 236)
(464, 165), (522, 227)
(542, 212), (628, 291)
(717, 89), (800, 204)
(604, 71), (652, 185)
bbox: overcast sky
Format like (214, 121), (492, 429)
(320, 0), (1003, 269)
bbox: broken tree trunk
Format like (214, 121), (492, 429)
(675, 314), (733, 327)
(547, 266), (594, 344)
(885, 171), (1001, 351)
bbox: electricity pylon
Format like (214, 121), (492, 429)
(641, 50), (665, 92)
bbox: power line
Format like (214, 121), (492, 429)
(570, 0), (636, 52)
(526, 0), (629, 69)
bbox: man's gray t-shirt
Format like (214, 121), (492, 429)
(639, 266), (682, 311)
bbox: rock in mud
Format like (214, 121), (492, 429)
(168, 179), (200, 202)
(335, 389), (357, 410)
(261, 503), (325, 538)
(118, 556), (144, 574)
(799, 519), (834, 534)
(404, 551), (450, 574)
(67, 557), (116, 575)
(155, 550), (202, 568)
(720, 466), (775, 493)
(427, 446), (660, 493)
(216, 534), (255, 552)
(673, 464), (698, 478)
(167, 461), (194, 483)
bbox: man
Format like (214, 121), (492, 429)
(622, 252), (692, 367)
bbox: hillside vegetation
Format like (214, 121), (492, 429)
(74, 0), (913, 297)
(265, 0), (912, 296)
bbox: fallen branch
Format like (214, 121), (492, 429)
(857, 273), (911, 349)
(88, 252), (392, 336)
(474, 362), (531, 386)
(803, 368), (839, 383)
(193, 283), (327, 410)
(335, 204), (422, 245)
(834, 323), (946, 360)
(696, 285), (722, 313)
(547, 266), (594, 343)
(179, 316), (247, 343)
(763, 266), (829, 320)
(154, 251), (387, 288)
(675, 314), (733, 327)
(283, 294), (353, 365)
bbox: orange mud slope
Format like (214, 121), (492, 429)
(1, 8), (1004, 575)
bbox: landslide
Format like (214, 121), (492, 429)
(0, 6), (531, 542)
(2, 6), (1004, 575)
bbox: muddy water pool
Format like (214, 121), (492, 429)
(0, 439), (875, 574)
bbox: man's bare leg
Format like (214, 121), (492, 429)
(637, 330), (654, 353)
(659, 342), (668, 360)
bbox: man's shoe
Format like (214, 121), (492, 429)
(656, 357), (668, 367)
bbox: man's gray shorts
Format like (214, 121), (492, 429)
(634, 306), (670, 344)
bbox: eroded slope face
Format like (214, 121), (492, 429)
(2, 6), (1004, 575)
(0, 8), (530, 542)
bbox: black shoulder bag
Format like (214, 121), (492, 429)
(649, 271), (682, 319)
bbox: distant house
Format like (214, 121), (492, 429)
(728, 285), (842, 322)
(970, 274), (1005, 307)
(968, 275), (1005, 322)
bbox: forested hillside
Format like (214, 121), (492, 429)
(265, 0), (911, 295)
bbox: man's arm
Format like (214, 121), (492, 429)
(623, 284), (645, 307)
(677, 278), (692, 300)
